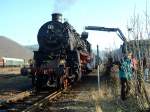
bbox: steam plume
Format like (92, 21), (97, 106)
(53, 0), (77, 12)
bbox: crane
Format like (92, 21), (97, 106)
(85, 26), (127, 53)
(85, 26), (127, 42)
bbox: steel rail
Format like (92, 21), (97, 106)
(22, 91), (62, 112)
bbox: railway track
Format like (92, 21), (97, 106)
(0, 88), (61, 112)
(29, 75), (98, 112)
(0, 74), (97, 112)
(22, 91), (62, 112)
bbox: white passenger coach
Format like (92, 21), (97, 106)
(0, 57), (24, 67)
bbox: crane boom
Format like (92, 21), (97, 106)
(85, 26), (127, 42)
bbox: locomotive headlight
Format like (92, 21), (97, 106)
(59, 59), (65, 65)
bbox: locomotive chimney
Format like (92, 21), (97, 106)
(52, 13), (62, 22)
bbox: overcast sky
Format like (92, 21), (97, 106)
(0, 0), (149, 50)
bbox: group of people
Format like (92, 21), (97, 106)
(108, 53), (149, 100)
(119, 53), (150, 100)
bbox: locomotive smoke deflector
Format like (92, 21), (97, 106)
(52, 13), (62, 22)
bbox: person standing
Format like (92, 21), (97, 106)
(144, 65), (149, 81)
(143, 56), (149, 81)
(131, 54), (138, 72)
(110, 64), (120, 97)
(119, 53), (132, 100)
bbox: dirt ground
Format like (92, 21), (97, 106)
(0, 68), (150, 112)
(0, 67), (32, 101)
(33, 73), (98, 112)
(40, 72), (150, 112)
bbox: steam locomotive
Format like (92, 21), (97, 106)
(31, 13), (93, 90)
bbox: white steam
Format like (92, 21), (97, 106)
(53, 0), (77, 13)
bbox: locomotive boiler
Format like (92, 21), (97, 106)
(31, 13), (92, 90)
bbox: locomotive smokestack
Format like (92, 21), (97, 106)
(52, 13), (62, 22)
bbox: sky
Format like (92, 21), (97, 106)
(0, 0), (149, 50)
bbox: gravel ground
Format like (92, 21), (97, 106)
(1, 68), (150, 112)
(0, 68), (32, 101)
(36, 72), (150, 112)
(34, 74), (99, 112)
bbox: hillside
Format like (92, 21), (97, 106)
(25, 44), (39, 51)
(0, 36), (33, 60)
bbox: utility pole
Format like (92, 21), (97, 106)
(97, 45), (100, 65)
(97, 45), (100, 91)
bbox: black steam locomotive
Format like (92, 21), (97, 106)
(31, 13), (93, 90)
